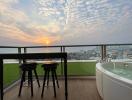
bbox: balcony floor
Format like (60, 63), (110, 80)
(4, 77), (102, 100)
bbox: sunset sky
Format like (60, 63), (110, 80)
(0, 0), (132, 46)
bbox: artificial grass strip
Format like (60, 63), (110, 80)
(3, 62), (96, 87)
(4, 63), (20, 87)
(67, 62), (96, 75)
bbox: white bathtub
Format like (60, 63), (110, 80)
(96, 62), (132, 100)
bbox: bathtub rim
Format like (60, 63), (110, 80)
(96, 63), (132, 88)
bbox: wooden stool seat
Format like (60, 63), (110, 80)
(20, 63), (37, 71)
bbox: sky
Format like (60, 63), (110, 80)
(0, 0), (132, 46)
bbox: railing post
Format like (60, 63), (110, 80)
(101, 45), (107, 61)
(0, 59), (3, 100)
(60, 46), (66, 76)
(60, 46), (63, 76)
(24, 47), (27, 54)
(63, 46), (65, 52)
(101, 45), (103, 60)
(64, 54), (68, 100)
(18, 47), (22, 64)
(18, 47), (22, 77)
(104, 45), (107, 60)
(23, 47), (27, 63)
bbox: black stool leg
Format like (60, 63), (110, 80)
(51, 70), (56, 97)
(23, 71), (26, 82)
(29, 71), (33, 97)
(54, 70), (59, 88)
(41, 70), (47, 97)
(47, 70), (50, 87)
(18, 71), (25, 97)
(28, 71), (30, 87)
(34, 69), (40, 87)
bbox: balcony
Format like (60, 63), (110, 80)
(1, 0), (132, 99)
(1, 44), (132, 100)
(4, 78), (102, 100)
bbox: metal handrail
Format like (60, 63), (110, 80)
(0, 43), (132, 48)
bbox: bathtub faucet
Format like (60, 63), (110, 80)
(104, 56), (112, 62)
(123, 63), (128, 69)
(99, 58), (111, 63)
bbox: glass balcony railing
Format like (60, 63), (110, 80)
(1, 44), (132, 88)
(3, 62), (96, 88)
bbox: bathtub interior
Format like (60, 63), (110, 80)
(102, 62), (132, 80)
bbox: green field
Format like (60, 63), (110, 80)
(4, 62), (96, 87)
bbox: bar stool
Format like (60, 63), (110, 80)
(41, 62), (59, 97)
(18, 62), (40, 97)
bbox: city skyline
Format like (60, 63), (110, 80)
(0, 0), (132, 46)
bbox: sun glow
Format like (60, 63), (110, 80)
(34, 35), (61, 46)
(45, 39), (50, 45)
(34, 37), (52, 45)
(40, 38), (51, 45)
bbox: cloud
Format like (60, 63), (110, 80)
(63, 13), (132, 45)
(0, 22), (31, 41)
(38, 7), (61, 16)
(0, 0), (63, 45)
(0, 0), (132, 46)
(0, 0), (19, 6)
(0, 0), (29, 25)
(35, 23), (61, 34)
(66, 0), (132, 27)
(35, 0), (65, 16)
(0, 23), (59, 45)
(59, 0), (132, 45)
